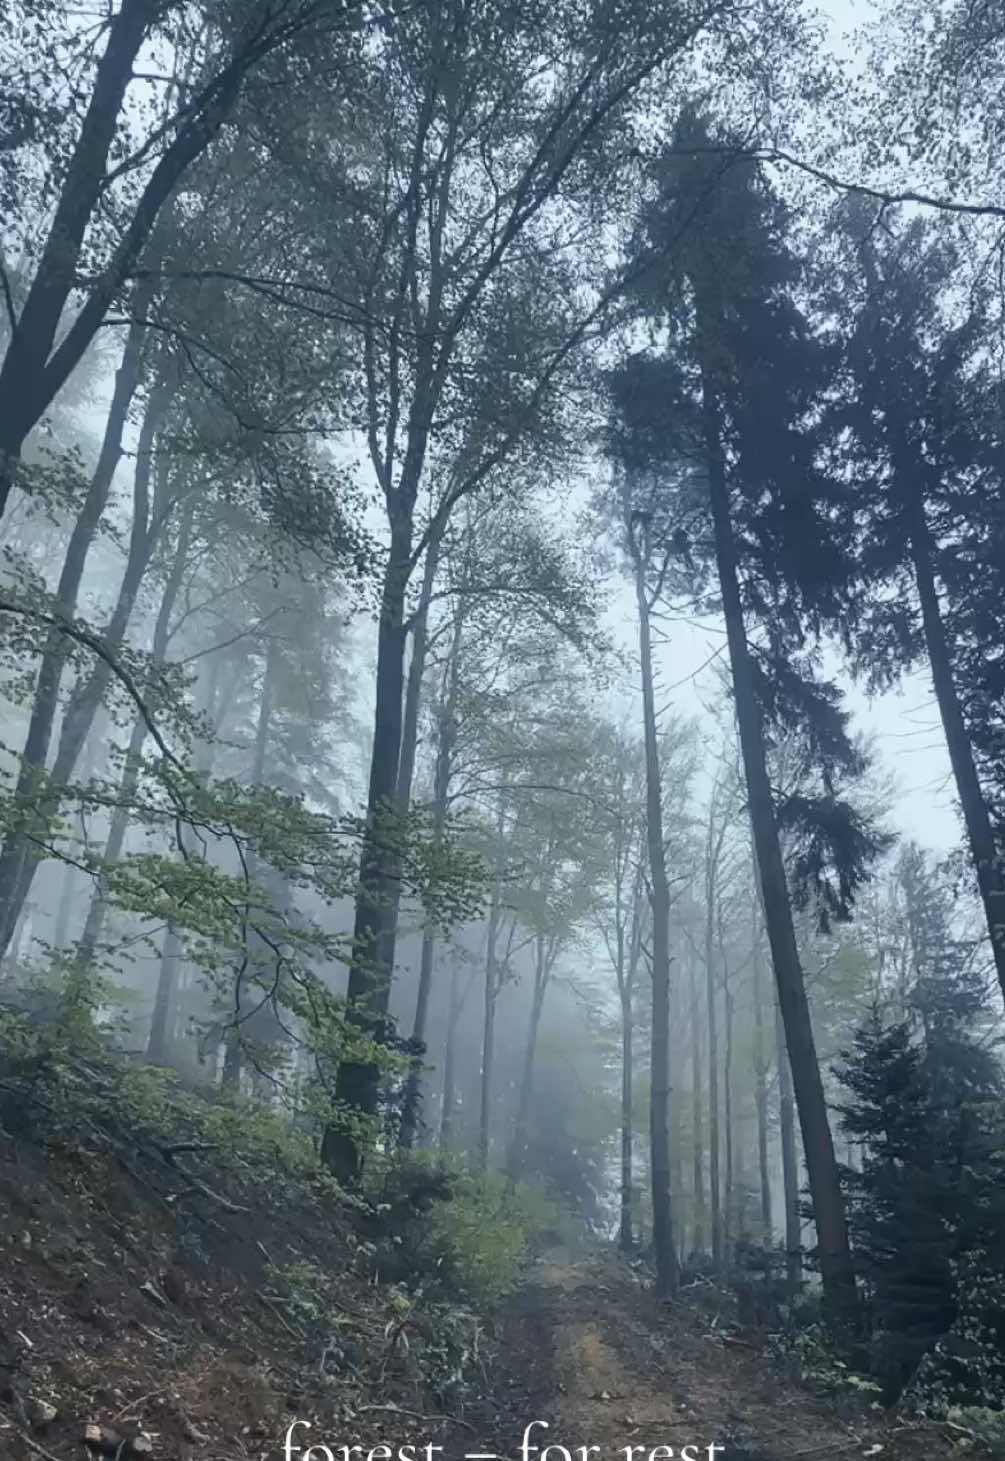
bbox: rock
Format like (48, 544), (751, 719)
(28, 1397), (58, 1428)
(84, 1422), (154, 1455)
(140, 1279), (168, 1308)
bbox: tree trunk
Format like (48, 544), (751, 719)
(323, 515), (412, 1182)
(775, 995), (802, 1292)
(378, 529), (442, 980)
(148, 923), (184, 1065)
(753, 932), (772, 1241)
(0, 306), (154, 949)
(77, 499), (192, 974)
(222, 637), (282, 1090)
(147, 651), (226, 1065)
(0, 0), (294, 517)
(0, 381), (174, 953)
(627, 505), (678, 1298)
(619, 986), (634, 1251)
(52, 862), (77, 952)
(723, 962), (735, 1263)
(398, 567), (459, 1150)
(476, 783), (510, 1171)
(700, 362), (856, 1323)
(909, 510), (1005, 1006)
(507, 935), (550, 1181)
(479, 902), (500, 1173)
(0, 0), (156, 519)
(438, 953), (462, 1150)
(706, 858), (723, 1270)
(689, 947), (706, 1257)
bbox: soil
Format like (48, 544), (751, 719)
(0, 1130), (959, 1461)
(481, 1249), (958, 1461)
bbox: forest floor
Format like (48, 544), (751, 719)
(481, 1248), (959, 1461)
(0, 1115), (961, 1461)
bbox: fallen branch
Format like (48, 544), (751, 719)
(5, 1424), (65, 1461)
(358, 1404), (476, 1434)
(255, 1290), (303, 1340)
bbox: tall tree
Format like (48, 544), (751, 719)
(609, 121), (892, 1320)
(312, 0), (786, 1182)
(835, 215), (1005, 1006)
(0, 0), (362, 519)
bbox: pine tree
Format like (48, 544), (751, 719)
(838, 853), (1005, 1402)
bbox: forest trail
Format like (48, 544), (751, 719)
(486, 1250), (954, 1461)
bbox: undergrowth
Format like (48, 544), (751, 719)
(0, 995), (574, 1426)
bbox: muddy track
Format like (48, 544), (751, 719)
(473, 1249), (954, 1461)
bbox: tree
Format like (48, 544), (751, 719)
(309, 0), (788, 1183)
(838, 853), (1005, 1401)
(590, 725), (648, 1251)
(834, 214), (1005, 1006)
(0, 0), (362, 520)
(608, 117), (893, 1321)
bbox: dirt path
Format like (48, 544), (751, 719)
(479, 1249), (954, 1461)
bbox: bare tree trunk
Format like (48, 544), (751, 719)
(0, 306), (153, 949)
(221, 637), (280, 1091)
(723, 961), (735, 1263)
(438, 953), (462, 1150)
(0, 380), (174, 952)
(379, 530), (442, 983)
(221, 1028), (242, 1092)
(705, 828), (723, 1270)
(626, 504), (678, 1298)
(0, 0), (158, 517)
(475, 775), (512, 1170)
(149, 924), (184, 1065)
(775, 996), (802, 1292)
(909, 511), (1005, 1005)
(700, 360), (856, 1323)
(324, 513), (412, 1182)
(508, 934), (554, 1180)
(52, 863), (77, 952)
(689, 947), (706, 1257)
(147, 651), (228, 1066)
(399, 569), (459, 1150)
(619, 986), (634, 1251)
(479, 905), (500, 1172)
(77, 499), (192, 975)
(753, 933), (772, 1241)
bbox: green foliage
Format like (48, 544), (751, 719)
(777, 1316), (883, 1400)
(837, 950), (1005, 1406)
(374, 1153), (572, 1304)
(946, 1406), (1005, 1459)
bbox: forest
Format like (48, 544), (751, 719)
(1, 0), (1005, 1458)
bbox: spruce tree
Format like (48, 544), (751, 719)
(838, 849), (1005, 1403)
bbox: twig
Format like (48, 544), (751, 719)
(782, 1440), (859, 1459)
(255, 1290), (302, 1340)
(111, 1383), (173, 1422)
(5, 1423), (65, 1461)
(357, 1405), (477, 1433)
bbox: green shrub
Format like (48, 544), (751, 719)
(373, 1153), (573, 1304)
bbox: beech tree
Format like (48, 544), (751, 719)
(0, 0), (362, 520)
